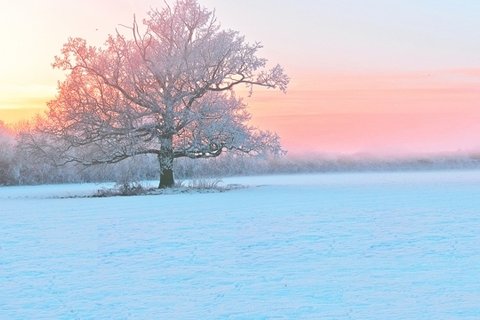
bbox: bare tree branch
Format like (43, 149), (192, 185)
(26, 0), (288, 188)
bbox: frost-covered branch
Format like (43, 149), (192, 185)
(27, 0), (289, 187)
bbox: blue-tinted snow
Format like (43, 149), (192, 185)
(1, 170), (480, 319)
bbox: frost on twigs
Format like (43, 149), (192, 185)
(95, 182), (147, 197)
(21, 0), (288, 188)
(92, 179), (243, 198)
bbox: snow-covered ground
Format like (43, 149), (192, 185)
(1, 170), (480, 319)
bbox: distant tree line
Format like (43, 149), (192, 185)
(2, 120), (480, 187)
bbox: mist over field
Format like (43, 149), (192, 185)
(2, 121), (480, 186)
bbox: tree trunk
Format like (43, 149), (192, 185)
(158, 136), (175, 188)
(159, 167), (174, 188)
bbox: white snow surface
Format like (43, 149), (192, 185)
(1, 170), (480, 319)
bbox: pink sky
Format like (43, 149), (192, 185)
(245, 69), (480, 155)
(1, 0), (480, 156)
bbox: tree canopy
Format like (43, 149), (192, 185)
(25, 0), (289, 187)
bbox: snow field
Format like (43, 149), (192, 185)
(1, 171), (480, 319)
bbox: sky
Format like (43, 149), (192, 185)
(1, 0), (480, 155)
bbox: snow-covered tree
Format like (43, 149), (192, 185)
(26, 0), (289, 188)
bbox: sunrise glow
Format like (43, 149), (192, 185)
(1, 0), (480, 155)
